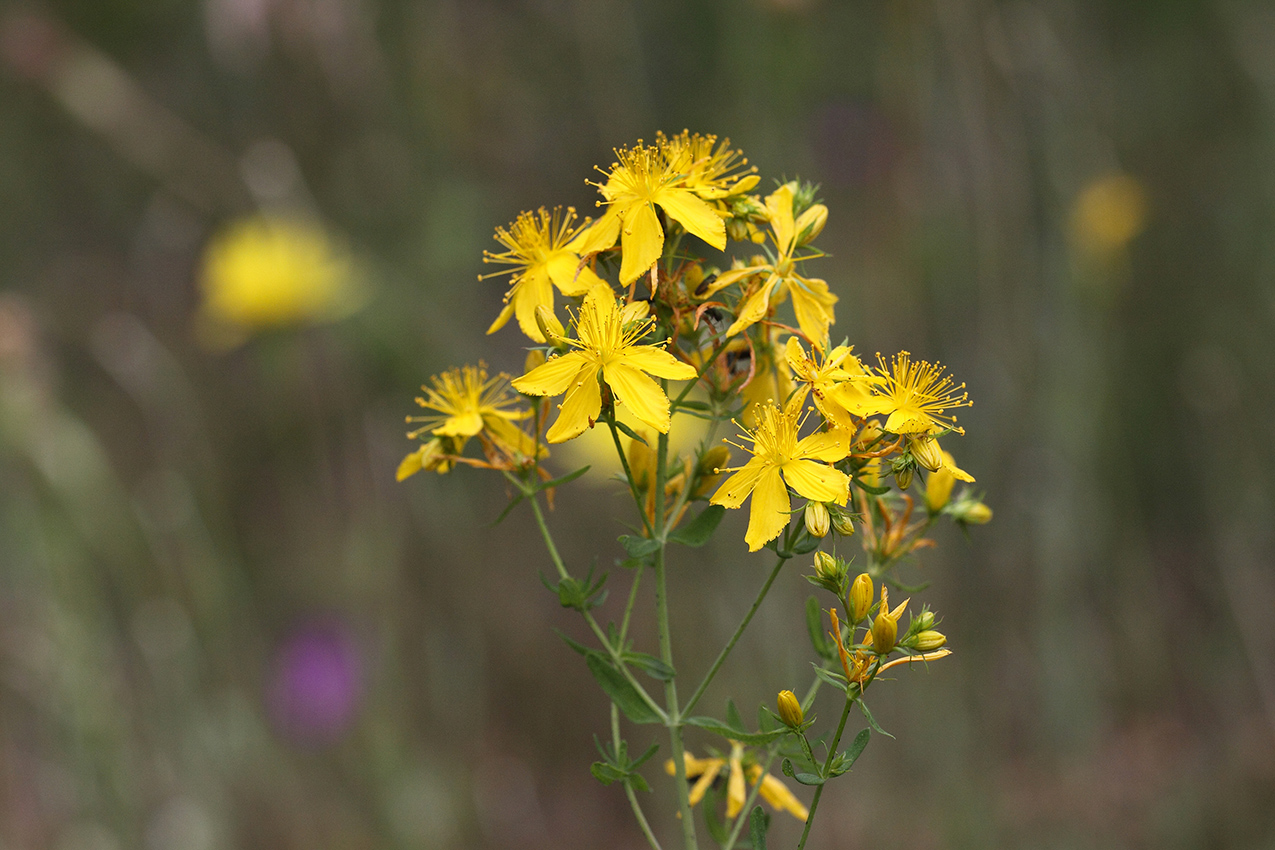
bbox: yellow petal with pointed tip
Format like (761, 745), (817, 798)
(546, 370), (601, 443)
(604, 362), (673, 434)
(575, 206), (622, 255)
(656, 186), (727, 250)
(782, 459), (848, 505)
(794, 430), (848, 463)
(512, 352), (590, 397)
(619, 202), (664, 284)
(546, 252), (604, 296)
(619, 346), (698, 381)
(710, 456), (768, 509)
(746, 467), (791, 551)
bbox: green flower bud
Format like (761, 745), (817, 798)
(848, 573), (874, 623)
(829, 505), (856, 536)
(912, 630), (947, 651)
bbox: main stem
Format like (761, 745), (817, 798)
(653, 427), (698, 850)
(795, 694), (855, 850)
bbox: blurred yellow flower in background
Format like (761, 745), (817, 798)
(1071, 173), (1148, 256)
(196, 215), (362, 348)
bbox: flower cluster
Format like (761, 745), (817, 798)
(399, 132), (992, 849)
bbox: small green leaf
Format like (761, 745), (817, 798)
(489, 493), (525, 526)
(856, 480), (892, 495)
(811, 663), (848, 690)
(683, 715), (787, 746)
(857, 699), (894, 738)
(725, 698), (745, 731)
(624, 651), (676, 681)
(552, 628), (590, 656)
(668, 505), (725, 547)
(792, 772), (825, 786)
(805, 596), (833, 659)
(612, 420), (648, 444)
(618, 535), (662, 558)
(789, 532), (820, 555)
(539, 464), (591, 490)
(590, 762), (626, 785)
(846, 727), (870, 764)
(749, 806), (770, 849)
(585, 654), (662, 724)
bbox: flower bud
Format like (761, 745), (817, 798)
(794, 203), (828, 247)
(909, 437), (944, 472)
(620, 299), (651, 326)
(912, 609), (935, 632)
(925, 465), (956, 513)
(952, 500), (993, 524)
(813, 551), (839, 580)
(534, 304), (566, 343)
(912, 630), (947, 651)
(804, 501), (830, 538)
(871, 611), (898, 654)
(523, 348), (546, 375)
(776, 690), (804, 728)
(692, 445), (732, 497)
(829, 505), (856, 536)
(627, 431), (656, 490)
(848, 574), (874, 623)
(894, 466), (913, 491)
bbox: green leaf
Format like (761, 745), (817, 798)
(857, 699), (894, 738)
(805, 596), (833, 659)
(683, 715), (787, 746)
(552, 628), (590, 656)
(749, 806), (770, 849)
(612, 420), (648, 444)
(590, 762), (627, 785)
(829, 728), (870, 777)
(811, 663), (848, 690)
(624, 651), (676, 681)
(539, 464), (592, 490)
(792, 771), (825, 786)
(668, 505), (725, 547)
(789, 532), (820, 555)
(618, 534), (662, 558)
(585, 654), (662, 724)
(630, 742), (660, 770)
(725, 698), (745, 731)
(703, 789), (730, 844)
(489, 493), (525, 526)
(674, 399), (711, 412)
(856, 480), (892, 495)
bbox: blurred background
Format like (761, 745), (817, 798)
(1, 0), (1273, 847)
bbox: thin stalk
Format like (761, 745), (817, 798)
(795, 694), (855, 850)
(525, 487), (668, 723)
(619, 561), (643, 643)
(653, 426), (698, 850)
(613, 704), (663, 850)
(607, 414), (654, 537)
(683, 553), (789, 716)
(721, 664), (831, 850)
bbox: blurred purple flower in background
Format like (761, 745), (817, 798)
(267, 619), (363, 745)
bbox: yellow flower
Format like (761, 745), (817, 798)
(396, 437), (455, 480)
(1071, 173), (1147, 256)
(785, 336), (883, 431)
(577, 141), (727, 285)
(872, 351), (971, 436)
(666, 744), (809, 822)
(404, 364), (539, 465)
(701, 183), (836, 343)
(658, 130), (759, 200)
(511, 284), (697, 443)
(197, 215), (360, 347)
(482, 207), (607, 343)
(710, 400), (850, 551)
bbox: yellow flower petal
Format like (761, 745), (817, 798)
(396, 448), (425, 481)
(782, 458), (849, 505)
(485, 299), (516, 336)
(512, 352), (590, 397)
(604, 362), (673, 434)
(618, 346), (698, 381)
(765, 184), (796, 253)
(726, 750), (746, 819)
(656, 186), (727, 250)
(546, 252), (604, 296)
(789, 276), (837, 347)
(433, 410), (484, 438)
(745, 467), (791, 552)
(575, 205), (622, 256)
(756, 772), (809, 821)
(710, 456), (768, 509)
(619, 202), (664, 285)
(794, 430), (848, 463)
(725, 273), (782, 338)
(546, 370), (602, 443)
(699, 264), (768, 298)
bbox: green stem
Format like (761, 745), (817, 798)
(619, 560), (643, 643)
(607, 414), (654, 537)
(653, 427), (698, 850)
(795, 695), (855, 850)
(683, 553), (789, 716)
(721, 664), (832, 850)
(613, 704), (663, 850)
(525, 486), (668, 723)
